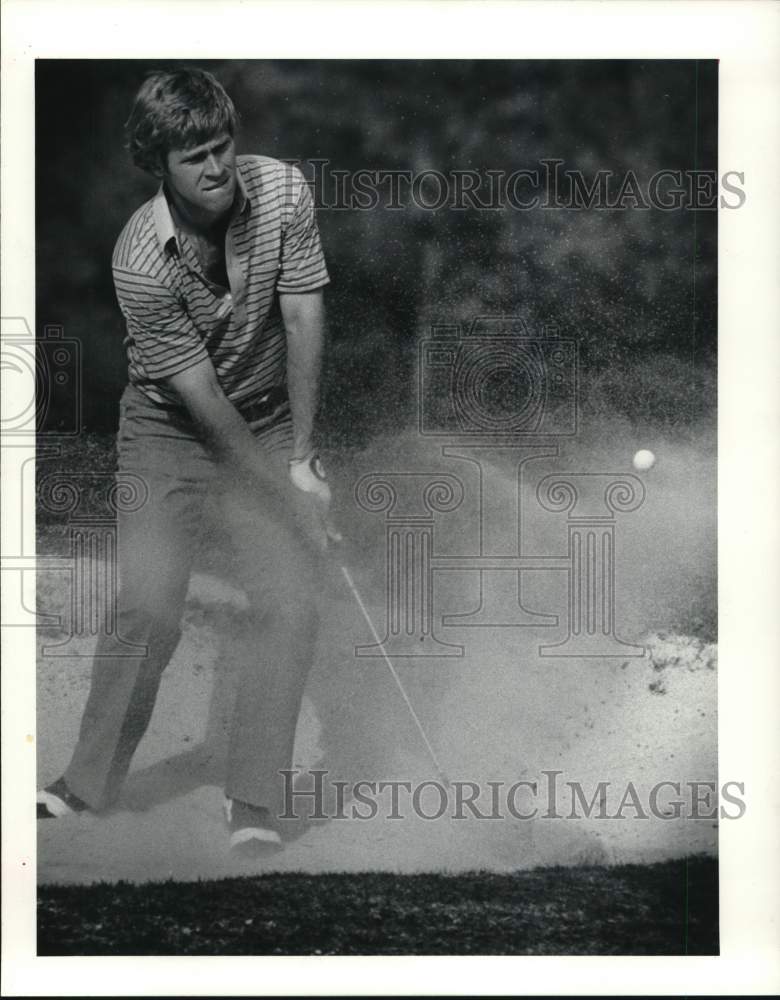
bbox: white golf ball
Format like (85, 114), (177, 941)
(632, 449), (656, 471)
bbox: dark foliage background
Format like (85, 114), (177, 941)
(36, 59), (717, 440)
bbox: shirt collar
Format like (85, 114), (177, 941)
(152, 162), (251, 256)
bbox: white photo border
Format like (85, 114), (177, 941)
(2, 1), (779, 995)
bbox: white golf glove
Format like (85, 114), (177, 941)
(289, 453), (342, 547)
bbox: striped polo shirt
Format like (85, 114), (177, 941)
(112, 155), (329, 407)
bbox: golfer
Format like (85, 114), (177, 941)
(37, 68), (336, 855)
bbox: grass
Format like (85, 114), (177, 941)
(38, 856), (718, 956)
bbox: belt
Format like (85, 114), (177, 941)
(157, 385), (289, 423)
(236, 386), (289, 423)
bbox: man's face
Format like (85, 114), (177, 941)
(163, 133), (237, 221)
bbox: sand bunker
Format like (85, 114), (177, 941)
(36, 425), (718, 884)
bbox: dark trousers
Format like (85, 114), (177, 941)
(64, 385), (320, 814)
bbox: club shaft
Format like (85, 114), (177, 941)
(340, 564), (450, 786)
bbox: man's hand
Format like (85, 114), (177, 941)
(288, 453), (342, 548)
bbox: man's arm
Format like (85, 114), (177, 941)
(167, 357), (288, 499)
(280, 288), (341, 543)
(167, 352), (337, 547)
(280, 288), (325, 463)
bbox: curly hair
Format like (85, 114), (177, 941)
(125, 68), (239, 175)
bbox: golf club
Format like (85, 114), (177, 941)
(339, 564), (451, 788)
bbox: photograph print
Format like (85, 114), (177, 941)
(26, 57), (723, 956)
